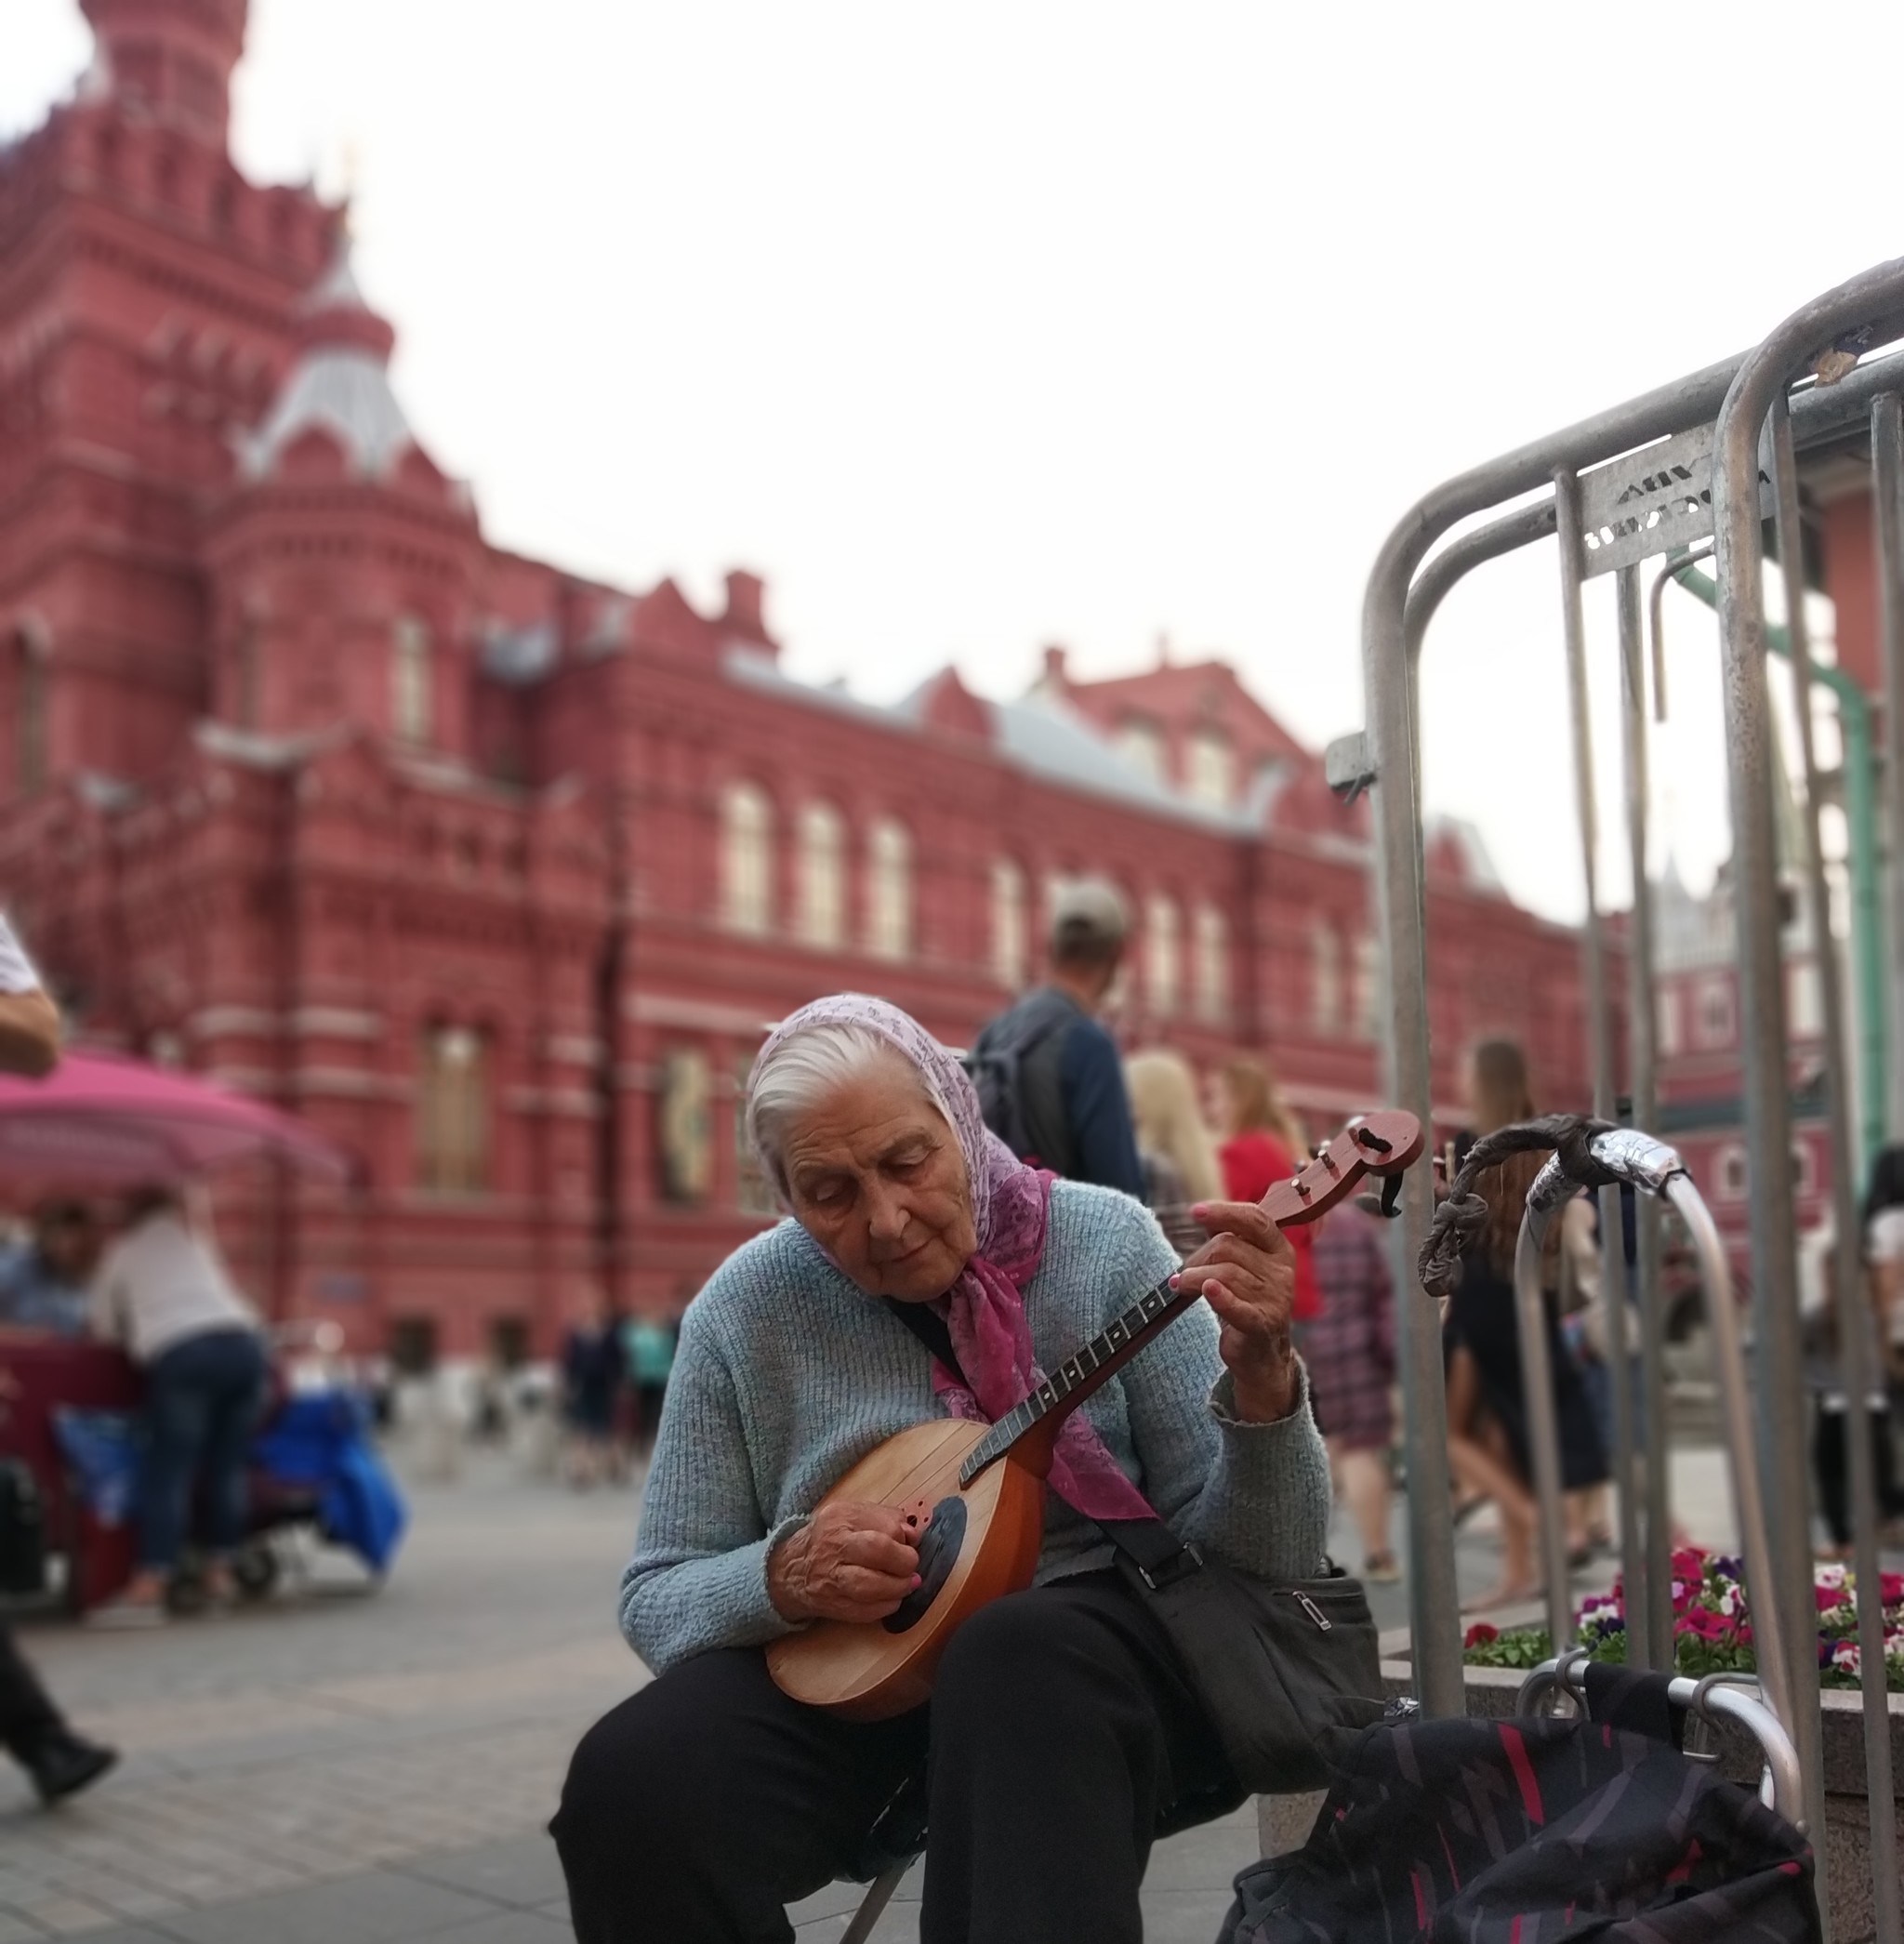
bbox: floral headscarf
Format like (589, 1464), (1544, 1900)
(751, 994), (1154, 1521)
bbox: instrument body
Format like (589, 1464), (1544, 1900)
(765, 1418), (1044, 1718)
(767, 1110), (1422, 1720)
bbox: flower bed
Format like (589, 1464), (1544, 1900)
(1461, 1548), (1904, 1692)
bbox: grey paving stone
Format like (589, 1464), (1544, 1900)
(1142, 1806), (1259, 1890)
(397, 1832), (568, 1910)
(30, 1930), (178, 1944)
(424, 1912), (572, 1943)
(151, 1869), (497, 1944)
(1141, 1887), (1242, 1941)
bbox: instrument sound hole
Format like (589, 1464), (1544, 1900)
(881, 1496), (966, 1633)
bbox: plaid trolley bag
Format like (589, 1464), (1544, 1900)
(1222, 1661), (1820, 1943)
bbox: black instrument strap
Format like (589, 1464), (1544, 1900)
(880, 1299), (1202, 1589)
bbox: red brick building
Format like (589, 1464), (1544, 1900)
(0, 0), (1597, 1366)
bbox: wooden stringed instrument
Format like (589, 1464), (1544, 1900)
(766, 1108), (1423, 1720)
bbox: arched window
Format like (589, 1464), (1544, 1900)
(721, 782), (774, 935)
(1117, 718), (1165, 780)
(1193, 904), (1228, 1023)
(866, 817), (912, 960)
(1145, 893), (1181, 1017)
(1354, 932), (1382, 1040)
(1310, 920), (1341, 1034)
(16, 632), (46, 796)
(1186, 729), (1235, 807)
(416, 1024), (490, 1194)
(991, 859), (1027, 989)
(796, 801), (846, 948)
(392, 615), (432, 744)
(236, 620), (262, 731)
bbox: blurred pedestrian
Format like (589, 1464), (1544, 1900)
(1123, 1049), (1222, 1260)
(89, 1184), (269, 1620)
(967, 879), (1144, 1195)
(562, 1291), (625, 1488)
(0, 1201), (100, 1337)
(0, 911), (115, 1797)
(1213, 1056), (1319, 1321)
(1865, 1145), (1904, 1397)
(1446, 1040), (1607, 1610)
(1306, 1205), (1399, 1580)
(622, 1315), (678, 1456)
(1800, 1218), (1904, 1557)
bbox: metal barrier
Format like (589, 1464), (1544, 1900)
(1356, 258), (1904, 1941)
(1512, 1128), (1794, 1747)
(1516, 1646), (1804, 1830)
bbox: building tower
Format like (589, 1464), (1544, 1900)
(77, 0), (248, 147)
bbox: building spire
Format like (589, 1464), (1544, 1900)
(79, 0), (248, 148)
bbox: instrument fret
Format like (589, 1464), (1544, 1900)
(959, 1276), (1184, 1485)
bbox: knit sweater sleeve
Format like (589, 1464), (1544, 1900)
(1093, 1195), (1333, 1580)
(617, 1298), (804, 1674)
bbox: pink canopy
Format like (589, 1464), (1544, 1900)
(0, 1051), (350, 1190)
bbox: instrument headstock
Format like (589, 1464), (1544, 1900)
(1261, 1109), (1423, 1230)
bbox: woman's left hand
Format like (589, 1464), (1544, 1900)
(1174, 1201), (1299, 1424)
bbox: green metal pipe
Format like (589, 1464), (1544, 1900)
(1669, 560), (1887, 1176)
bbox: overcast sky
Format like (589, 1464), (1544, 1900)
(9, 1), (1903, 923)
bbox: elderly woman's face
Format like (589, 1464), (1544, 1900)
(780, 1059), (976, 1303)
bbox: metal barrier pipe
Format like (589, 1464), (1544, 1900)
(1512, 1201), (1577, 1655)
(1712, 258), (1904, 1866)
(1618, 561), (1671, 1673)
(1403, 498), (1559, 669)
(1659, 555), (1888, 1173)
(1875, 392), (1904, 1144)
(1772, 399), (1901, 1944)
(1554, 469), (1645, 1665)
(1662, 1174), (1800, 1779)
(1516, 1649), (1805, 1829)
(1515, 1131), (1798, 1778)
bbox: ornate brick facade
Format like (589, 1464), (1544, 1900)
(0, 0), (1597, 1362)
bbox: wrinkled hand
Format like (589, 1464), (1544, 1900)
(768, 1499), (922, 1624)
(1174, 1200), (1299, 1423)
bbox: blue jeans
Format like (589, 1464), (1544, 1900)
(139, 1329), (267, 1572)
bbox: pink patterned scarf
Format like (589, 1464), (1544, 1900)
(752, 994), (1154, 1522)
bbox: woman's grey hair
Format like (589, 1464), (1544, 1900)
(747, 1020), (954, 1197)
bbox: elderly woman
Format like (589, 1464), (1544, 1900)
(552, 997), (1329, 1943)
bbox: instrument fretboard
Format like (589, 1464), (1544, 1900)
(957, 1274), (1193, 1487)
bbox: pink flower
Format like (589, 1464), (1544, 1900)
(1672, 1547), (1708, 1580)
(1678, 1608), (1730, 1642)
(1818, 1584), (1852, 1613)
(1464, 1623), (1499, 1648)
(1881, 1572), (1904, 1607)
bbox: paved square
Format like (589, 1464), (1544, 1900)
(0, 1441), (1744, 1939)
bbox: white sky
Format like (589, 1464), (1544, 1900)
(8, 0), (1904, 923)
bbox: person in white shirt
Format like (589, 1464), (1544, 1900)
(0, 913), (117, 1798)
(91, 1187), (266, 1614)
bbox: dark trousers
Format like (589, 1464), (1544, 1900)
(1813, 1401), (1904, 1545)
(140, 1328), (267, 1571)
(551, 1573), (1233, 1943)
(0, 1626), (64, 1764)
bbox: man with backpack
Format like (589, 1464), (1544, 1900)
(968, 879), (1144, 1197)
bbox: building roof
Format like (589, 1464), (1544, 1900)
(235, 243), (422, 483)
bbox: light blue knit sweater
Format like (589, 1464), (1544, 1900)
(619, 1181), (1333, 1674)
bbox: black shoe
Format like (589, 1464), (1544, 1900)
(24, 1731), (118, 1805)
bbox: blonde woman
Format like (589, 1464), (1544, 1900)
(1124, 1050), (1222, 1260)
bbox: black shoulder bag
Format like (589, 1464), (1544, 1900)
(884, 1300), (1384, 1793)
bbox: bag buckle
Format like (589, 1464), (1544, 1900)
(1136, 1541), (1203, 1591)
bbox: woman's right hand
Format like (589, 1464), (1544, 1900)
(768, 1500), (922, 1623)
